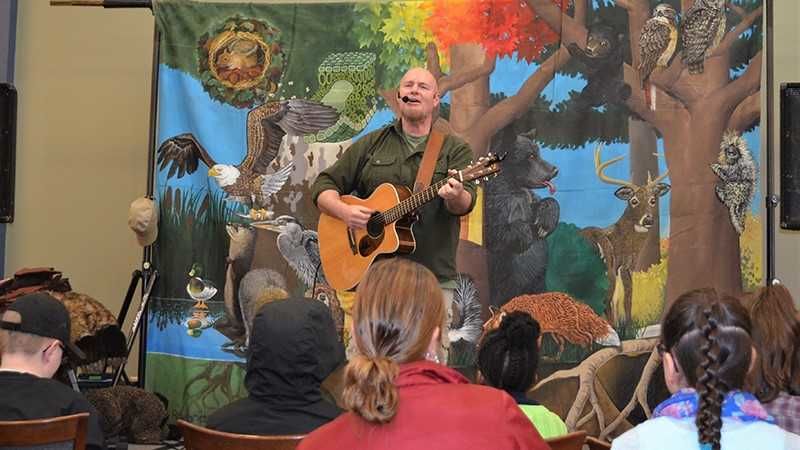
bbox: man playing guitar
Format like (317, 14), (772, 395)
(311, 67), (477, 359)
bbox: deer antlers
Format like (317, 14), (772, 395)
(594, 143), (669, 187)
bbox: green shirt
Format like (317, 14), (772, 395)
(311, 121), (477, 284)
(518, 404), (569, 440)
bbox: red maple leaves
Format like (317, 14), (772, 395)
(426, 0), (567, 62)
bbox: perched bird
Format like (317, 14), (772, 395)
(680, 0), (726, 74)
(252, 215), (326, 289)
(157, 99), (339, 220)
(638, 3), (678, 109)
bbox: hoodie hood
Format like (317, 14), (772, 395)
(245, 297), (345, 405)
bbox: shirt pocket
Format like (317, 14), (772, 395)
(365, 153), (399, 189)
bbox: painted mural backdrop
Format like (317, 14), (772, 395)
(146, 0), (763, 435)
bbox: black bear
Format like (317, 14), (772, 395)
(567, 23), (631, 108)
(484, 131), (560, 308)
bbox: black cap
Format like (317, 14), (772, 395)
(0, 292), (86, 361)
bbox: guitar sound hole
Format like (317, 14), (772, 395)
(366, 213), (384, 238)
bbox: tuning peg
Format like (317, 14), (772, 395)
(475, 180), (480, 185)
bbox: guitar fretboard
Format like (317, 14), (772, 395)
(368, 178), (451, 228)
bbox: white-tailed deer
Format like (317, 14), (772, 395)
(581, 144), (670, 325)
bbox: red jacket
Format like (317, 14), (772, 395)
(299, 360), (549, 450)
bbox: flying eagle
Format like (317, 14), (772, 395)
(157, 99), (339, 219)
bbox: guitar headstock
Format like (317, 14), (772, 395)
(463, 152), (505, 184)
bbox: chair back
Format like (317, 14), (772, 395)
(545, 430), (588, 450)
(584, 435), (611, 450)
(0, 412), (89, 450)
(177, 420), (305, 450)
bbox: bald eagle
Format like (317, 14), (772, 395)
(157, 99), (339, 219)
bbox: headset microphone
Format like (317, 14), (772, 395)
(397, 92), (411, 103)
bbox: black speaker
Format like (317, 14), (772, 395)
(781, 83), (800, 230)
(0, 83), (17, 223)
(0, 83), (14, 223)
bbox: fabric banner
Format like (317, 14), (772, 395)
(146, 0), (763, 430)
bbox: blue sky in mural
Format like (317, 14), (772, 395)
(157, 56), (762, 237)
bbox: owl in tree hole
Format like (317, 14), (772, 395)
(710, 130), (756, 235)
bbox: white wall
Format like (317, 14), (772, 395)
(9, 0), (153, 374)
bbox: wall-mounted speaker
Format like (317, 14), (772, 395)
(781, 83), (800, 230)
(0, 83), (15, 223)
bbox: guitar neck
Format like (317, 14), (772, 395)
(380, 178), (450, 224)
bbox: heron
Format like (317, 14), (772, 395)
(252, 215), (326, 290)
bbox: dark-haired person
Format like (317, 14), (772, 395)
(477, 311), (567, 439)
(299, 259), (548, 450)
(611, 288), (800, 450)
(0, 292), (105, 450)
(746, 284), (800, 434)
(206, 297), (345, 435)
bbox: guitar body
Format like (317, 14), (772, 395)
(318, 183), (416, 290)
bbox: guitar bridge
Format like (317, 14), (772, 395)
(347, 228), (357, 255)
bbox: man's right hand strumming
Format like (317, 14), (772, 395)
(317, 190), (374, 230)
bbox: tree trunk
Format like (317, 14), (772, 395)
(448, 43), (493, 312)
(447, 44), (491, 145)
(629, 118), (661, 271)
(662, 105), (743, 303)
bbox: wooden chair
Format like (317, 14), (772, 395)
(546, 430), (588, 450)
(0, 412), (89, 450)
(177, 419), (305, 450)
(585, 435), (612, 450)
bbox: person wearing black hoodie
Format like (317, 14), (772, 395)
(206, 296), (345, 435)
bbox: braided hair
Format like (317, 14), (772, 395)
(477, 311), (541, 393)
(661, 288), (753, 450)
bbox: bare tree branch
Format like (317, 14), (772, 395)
(727, 91), (760, 132)
(574, 0), (587, 26)
(426, 43), (444, 80)
(525, 0), (587, 47)
(465, 46), (571, 154)
(721, 50), (761, 111)
(439, 54), (495, 97)
(712, 5), (763, 56)
(727, 2), (747, 18)
(616, 0), (650, 70)
(425, 42), (495, 97)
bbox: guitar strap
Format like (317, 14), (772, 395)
(413, 129), (446, 193)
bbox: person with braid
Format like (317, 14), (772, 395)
(298, 258), (548, 450)
(477, 311), (568, 439)
(612, 288), (800, 450)
(745, 284), (800, 434)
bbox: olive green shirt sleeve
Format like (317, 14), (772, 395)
(446, 137), (478, 216)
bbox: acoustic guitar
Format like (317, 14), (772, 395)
(318, 154), (504, 290)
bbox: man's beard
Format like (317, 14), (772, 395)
(402, 106), (429, 123)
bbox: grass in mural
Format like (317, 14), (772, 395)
(145, 353), (246, 425)
(631, 256), (668, 325)
(152, 187), (238, 302)
(740, 213), (763, 292)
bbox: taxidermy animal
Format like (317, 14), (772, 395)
(84, 386), (168, 444)
(238, 267), (289, 347)
(157, 99), (339, 220)
(567, 23), (631, 108)
(711, 130), (756, 235)
(638, 3), (679, 109)
(681, 0), (726, 74)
